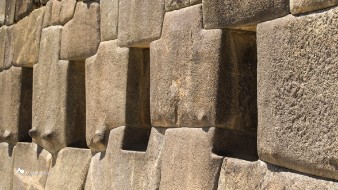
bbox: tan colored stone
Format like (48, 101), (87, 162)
(85, 126), (164, 190)
(15, 0), (39, 21)
(60, 1), (100, 60)
(0, 142), (14, 190)
(165, 0), (201, 11)
(257, 9), (338, 180)
(5, 0), (16, 25)
(59, 0), (76, 25)
(32, 26), (86, 155)
(51, 0), (61, 25)
(13, 7), (45, 67)
(45, 147), (92, 190)
(291, 0), (338, 15)
(86, 40), (150, 151)
(0, 26), (5, 71)
(42, 0), (53, 28)
(100, 0), (118, 41)
(0, 67), (32, 144)
(4, 25), (13, 70)
(12, 143), (52, 190)
(0, 0), (5, 25)
(203, 0), (289, 31)
(151, 5), (257, 131)
(118, 0), (165, 47)
(218, 158), (338, 190)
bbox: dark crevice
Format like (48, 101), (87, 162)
(121, 126), (151, 152)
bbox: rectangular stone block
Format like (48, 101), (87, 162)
(85, 126), (165, 190)
(45, 147), (92, 190)
(165, 0), (201, 11)
(12, 142), (52, 190)
(118, 0), (165, 47)
(0, 67), (33, 144)
(86, 40), (150, 151)
(60, 1), (100, 60)
(100, 0), (118, 41)
(44, 0), (76, 27)
(203, 0), (290, 31)
(291, 0), (338, 15)
(13, 7), (45, 67)
(15, 0), (39, 21)
(218, 158), (338, 189)
(1, 25), (13, 70)
(0, 142), (14, 190)
(257, 8), (338, 180)
(150, 5), (257, 131)
(32, 26), (86, 155)
(5, 0), (16, 25)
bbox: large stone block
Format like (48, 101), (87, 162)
(1, 25), (13, 70)
(85, 126), (165, 189)
(60, 1), (100, 60)
(0, 0), (5, 25)
(5, 0), (16, 25)
(151, 5), (257, 131)
(257, 8), (338, 180)
(203, 0), (290, 31)
(45, 147), (92, 190)
(12, 142), (52, 189)
(0, 67), (32, 144)
(218, 158), (338, 190)
(118, 0), (165, 47)
(44, 0), (76, 26)
(15, 0), (39, 21)
(0, 142), (14, 190)
(13, 7), (45, 67)
(165, 0), (201, 11)
(32, 26), (86, 155)
(291, 0), (338, 15)
(0, 26), (5, 71)
(86, 40), (150, 151)
(100, 0), (118, 41)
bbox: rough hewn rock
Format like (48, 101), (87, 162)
(0, 0), (5, 25)
(151, 5), (257, 131)
(42, 0), (53, 27)
(203, 0), (290, 31)
(32, 26), (86, 155)
(165, 0), (201, 11)
(60, 1), (100, 60)
(0, 67), (32, 144)
(0, 26), (5, 71)
(45, 148), (92, 190)
(13, 7), (45, 67)
(44, 0), (76, 27)
(50, 0), (61, 25)
(15, 0), (39, 22)
(118, 0), (165, 47)
(86, 40), (150, 151)
(257, 8), (338, 180)
(85, 126), (164, 190)
(4, 25), (13, 70)
(5, 0), (16, 25)
(218, 158), (338, 190)
(12, 143), (52, 190)
(100, 0), (118, 41)
(59, 0), (76, 25)
(291, 0), (338, 14)
(0, 142), (14, 190)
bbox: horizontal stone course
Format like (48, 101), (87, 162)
(291, 0), (338, 14)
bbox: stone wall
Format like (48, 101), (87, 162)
(0, 0), (337, 189)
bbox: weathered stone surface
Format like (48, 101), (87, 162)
(86, 40), (150, 152)
(100, 0), (118, 41)
(0, 0), (5, 25)
(12, 142), (52, 190)
(291, 0), (338, 14)
(0, 26), (5, 71)
(85, 126), (164, 189)
(203, 0), (290, 31)
(5, 0), (16, 25)
(0, 142), (14, 190)
(257, 8), (338, 180)
(165, 0), (201, 11)
(151, 5), (257, 131)
(118, 0), (165, 47)
(45, 147), (92, 190)
(0, 67), (32, 144)
(15, 0), (39, 21)
(50, 0), (61, 25)
(44, 0), (76, 27)
(60, 1), (100, 60)
(32, 26), (86, 155)
(4, 25), (13, 70)
(218, 158), (338, 190)
(42, 0), (53, 27)
(13, 7), (45, 67)
(59, 0), (76, 25)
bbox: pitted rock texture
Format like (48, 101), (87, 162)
(12, 142), (52, 190)
(0, 67), (32, 144)
(165, 0), (201, 11)
(86, 40), (150, 152)
(45, 148), (92, 190)
(43, 0), (76, 27)
(218, 158), (338, 190)
(118, 0), (165, 47)
(203, 0), (290, 31)
(60, 1), (100, 60)
(100, 0), (118, 41)
(291, 0), (338, 14)
(0, 26), (5, 71)
(151, 5), (257, 131)
(258, 8), (338, 180)
(5, 0), (16, 25)
(0, 0), (5, 25)
(0, 142), (13, 190)
(14, 0), (40, 22)
(13, 7), (45, 68)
